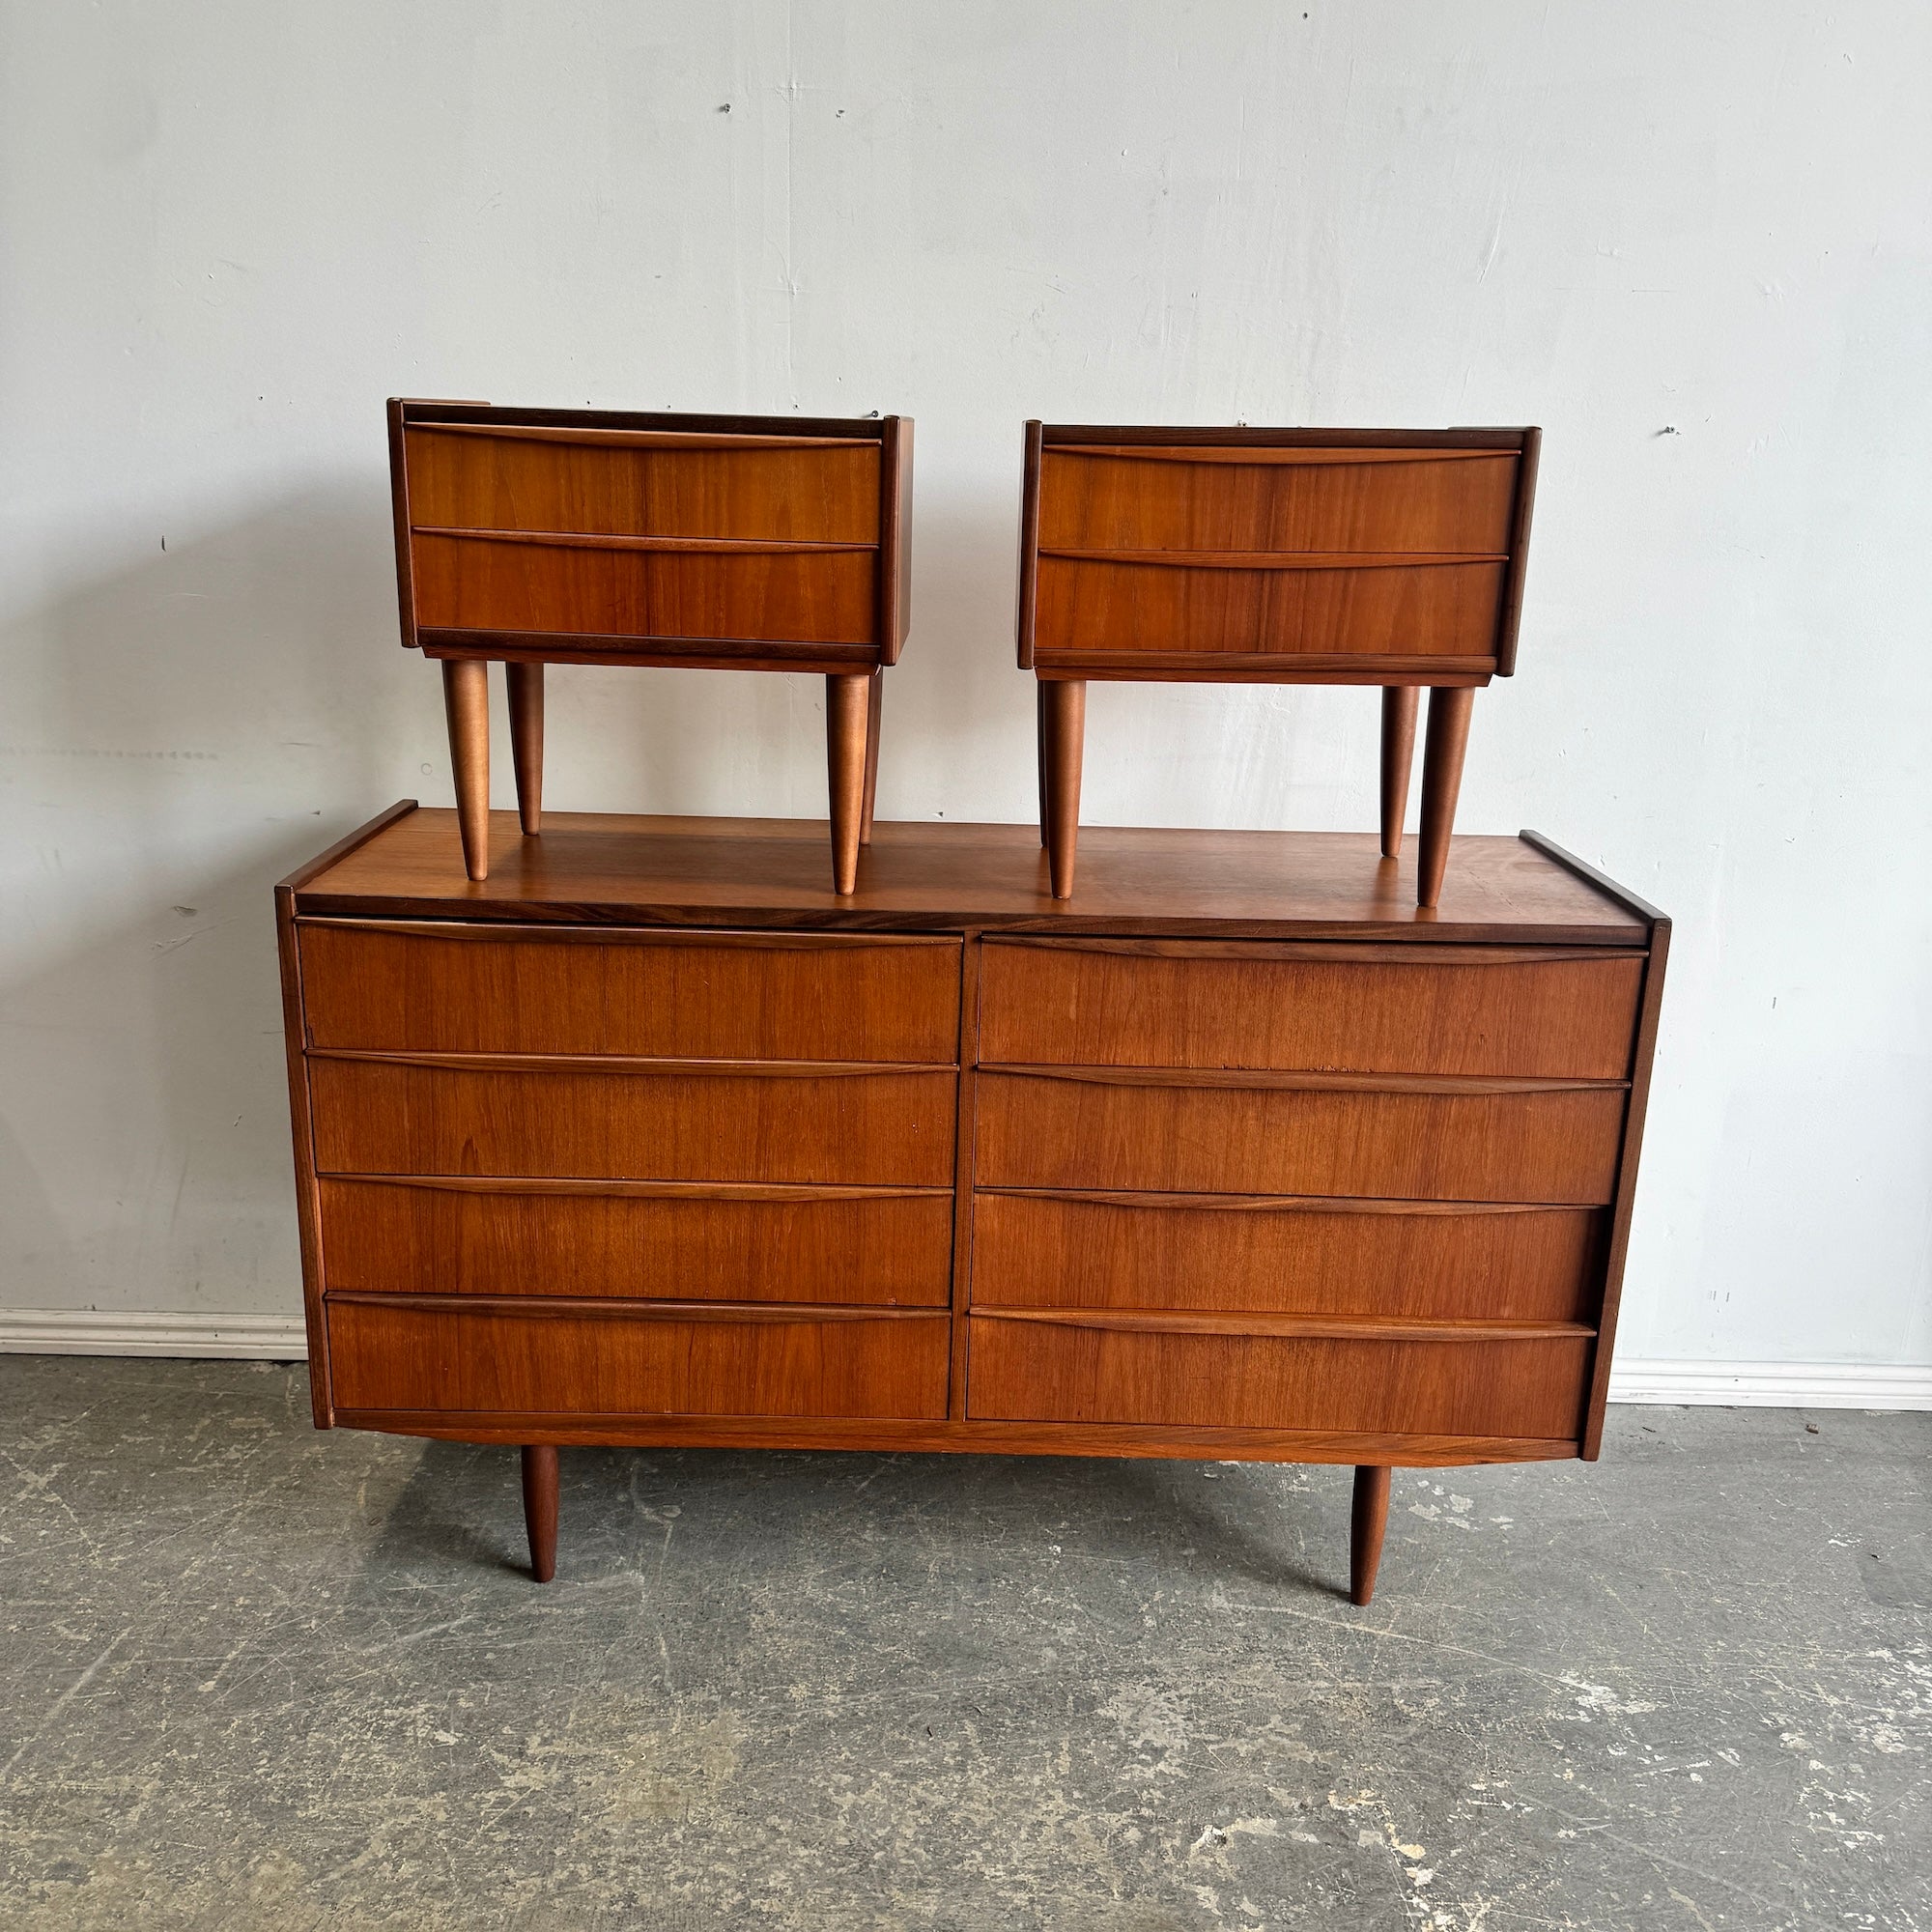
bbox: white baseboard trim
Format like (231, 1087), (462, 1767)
(3, 1313), (1928, 1410)
(0, 1308), (309, 1359)
(1609, 1358), (1932, 1410)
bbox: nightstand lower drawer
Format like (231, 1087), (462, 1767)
(327, 1298), (951, 1420)
(966, 1313), (1591, 1439)
(319, 1178), (954, 1306)
(971, 1191), (1600, 1321)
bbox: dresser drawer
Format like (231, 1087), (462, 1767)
(327, 1298), (950, 1420)
(966, 1313), (1590, 1439)
(310, 1057), (955, 1184)
(976, 1070), (1625, 1204)
(298, 923), (960, 1064)
(972, 1191), (1599, 1321)
(320, 1178), (952, 1306)
(980, 939), (1642, 1079)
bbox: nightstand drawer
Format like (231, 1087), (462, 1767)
(966, 1312), (1590, 1439)
(971, 1191), (1600, 1321)
(327, 1298), (950, 1420)
(979, 939), (1642, 1079)
(319, 1177), (952, 1306)
(976, 1070), (1625, 1204)
(310, 1057), (955, 1185)
(298, 923), (961, 1065)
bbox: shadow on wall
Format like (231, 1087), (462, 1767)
(0, 478), (1027, 1315)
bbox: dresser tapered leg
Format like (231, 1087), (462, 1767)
(1417, 686), (1475, 909)
(859, 668), (884, 846)
(506, 663), (544, 837)
(521, 1445), (558, 1583)
(1043, 678), (1086, 899)
(827, 672), (870, 895)
(1350, 1464), (1391, 1606)
(1379, 686), (1418, 860)
(441, 658), (491, 882)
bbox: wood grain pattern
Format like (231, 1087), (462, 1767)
(318, 1176), (953, 1306)
(976, 1070), (1627, 1203)
(966, 1318), (1591, 1436)
(297, 921), (961, 1063)
(327, 1297), (951, 1419)
(521, 1444), (558, 1582)
(309, 1057), (956, 1184)
(978, 939), (1643, 1078)
(1380, 687), (1417, 859)
(970, 1191), (1601, 1321)
(292, 809), (1651, 945)
(440, 659), (491, 882)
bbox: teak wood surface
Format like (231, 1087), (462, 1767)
(1015, 423), (1541, 907)
(277, 804), (1666, 1601)
(390, 401), (912, 892)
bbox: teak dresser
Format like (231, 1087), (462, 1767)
(276, 804), (1666, 1602)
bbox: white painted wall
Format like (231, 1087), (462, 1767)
(2, 1), (1927, 1375)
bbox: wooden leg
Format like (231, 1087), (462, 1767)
(859, 668), (884, 846)
(1350, 1464), (1391, 1606)
(826, 672), (870, 895)
(521, 1444), (558, 1583)
(506, 662), (544, 837)
(1416, 686), (1475, 909)
(1042, 678), (1086, 900)
(1378, 686), (1418, 860)
(441, 658), (491, 882)
(1037, 681), (1049, 846)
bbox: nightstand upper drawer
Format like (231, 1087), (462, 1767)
(298, 923), (961, 1064)
(980, 939), (1643, 1080)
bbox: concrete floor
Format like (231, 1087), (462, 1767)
(0, 1359), (1926, 1931)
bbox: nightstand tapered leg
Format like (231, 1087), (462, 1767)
(441, 658), (491, 882)
(1350, 1464), (1391, 1606)
(1037, 681), (1049, 846)
(1417, 686), (1475, 909)
(506, 663), (544, 837)
(1043, 678), (1086, 899)
(827, 672), (870, 895)
(860, 668), (883, 846)
(1379, 686), (1418, 860)
(521, 1445), (558, 1583)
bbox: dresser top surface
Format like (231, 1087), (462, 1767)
(285, 805), (1658, 944)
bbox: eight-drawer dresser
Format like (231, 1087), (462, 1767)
(276, 803), (1667, 1601)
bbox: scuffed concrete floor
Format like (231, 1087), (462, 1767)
(0, 1359), (1926, 1931)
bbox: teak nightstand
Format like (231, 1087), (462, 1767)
(387, 401), (914, 892)
(1016, 423), (1541, 905)
(276, 804), (1665, 1604)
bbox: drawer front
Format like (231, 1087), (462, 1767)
(980, 940), (1642, 1079)
(976, 1071), (1625, 1204)
(320, 1178), (952, 1306)
(1034, 554), (1506, 664)
(311, 1059), (956, 1185)
(410, 534), (877, 647)
(967, 1316), (1589, 1439)
(404, 426), (883, 545)
(300, 923), (960, 1064)
(328, 1299), (949, 1420)
(1037, 447), (1520, 557)
(972, 1192), (1600, 1322)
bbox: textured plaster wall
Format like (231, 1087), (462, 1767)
(1, 2), (1927, 1368)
